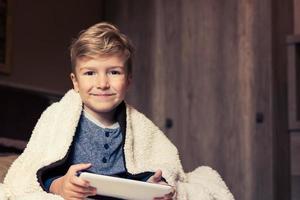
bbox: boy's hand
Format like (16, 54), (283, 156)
(50, 163), (97, 200)
(147, 169), (176, 200)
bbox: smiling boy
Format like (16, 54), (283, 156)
(0, 22), (234, 200)
(71, 55), (130, 126)
(45, 23), (174, 199)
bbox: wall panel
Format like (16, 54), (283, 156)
(104, 0), (290, 199)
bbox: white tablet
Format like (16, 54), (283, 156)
(79, 172), (173, 200)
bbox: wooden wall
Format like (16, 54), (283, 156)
(103, 0), (292, 200)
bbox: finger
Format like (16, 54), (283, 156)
(153, 170), (162, 182)
(69, 198), (85, 200)
(164, 193), (174, 199)
(154, 192), (173, 200)
(148, 170), (163, 183)
(87, 186), (97, 196)
(68, 163), (92, 175)
(69, 191), (89, 199)
(70, 175), (91, 187)
(68, 187), (96, 199)
(164, 187), (176, 199)
(70, 184), (96, 194)
(69, 191), (86, 199)
(167, 187), (175, 195)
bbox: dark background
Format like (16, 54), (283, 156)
(0, 0), (7, 63)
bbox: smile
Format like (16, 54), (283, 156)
(90, 93), (116, 101)
(91, 93), (115, 96)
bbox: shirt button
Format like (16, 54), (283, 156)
(102, 157), (107, 163)
(104, 144), (109, 149)
(105, 132), (110, 137)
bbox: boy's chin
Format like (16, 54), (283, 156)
(95, 107), (117, 113)
(87, 103), (119, 114)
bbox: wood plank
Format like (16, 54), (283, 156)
(291, 133), (300, 175)
(272, 0), (294, 199)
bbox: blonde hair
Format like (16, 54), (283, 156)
(70, 22), (134, 74)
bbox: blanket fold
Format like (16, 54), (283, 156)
(0, 90), (234, 200)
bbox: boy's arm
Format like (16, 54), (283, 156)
(44, 176), (61, 192)
(49, 163), (97, 199)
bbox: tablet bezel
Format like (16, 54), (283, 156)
(79, 172), (173, 200)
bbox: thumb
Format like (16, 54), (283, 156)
(152, 170), (162, 183)
(68, 163), (92, 175)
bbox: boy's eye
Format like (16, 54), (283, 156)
(108, 70), (122, 75)
(84, 71), (95, 76)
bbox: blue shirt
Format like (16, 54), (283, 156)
(44, 110), (126, 191)
(69, 111), (126, 175)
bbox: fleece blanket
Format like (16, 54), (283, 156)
(0, 90), (234, 200)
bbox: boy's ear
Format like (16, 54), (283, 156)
(70, 73), (79, 92)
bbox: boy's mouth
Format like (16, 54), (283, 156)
(91, 93), (116, 97)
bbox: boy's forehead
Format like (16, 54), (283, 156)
(75, 54), (126, 67)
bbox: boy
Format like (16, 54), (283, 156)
(45, 22), (172, 199)
(0, 22), (234, 200)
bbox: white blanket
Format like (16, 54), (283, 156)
(0, 90), (234, 200)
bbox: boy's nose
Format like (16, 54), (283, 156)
(96, 74), (109, 89)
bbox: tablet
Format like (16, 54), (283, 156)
(79, 172), (173, 200)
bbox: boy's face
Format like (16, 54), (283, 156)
(71, 55), (131, 118)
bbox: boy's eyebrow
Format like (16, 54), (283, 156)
(109, 66), (125, 69)
(79, 66), (97, 71)
(79, 65), (125, 71)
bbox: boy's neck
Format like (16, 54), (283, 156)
(83, 107), (117, 127)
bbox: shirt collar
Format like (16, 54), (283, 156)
(83, 109), (120, 129)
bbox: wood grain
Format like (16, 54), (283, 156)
(103, 0), (292, 199)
